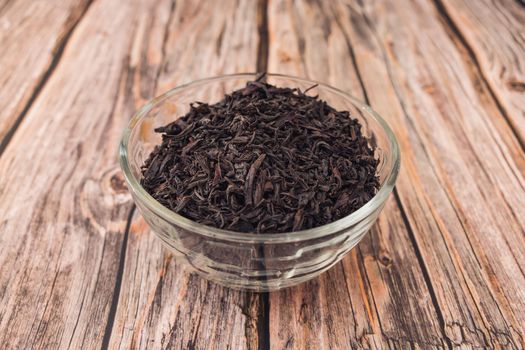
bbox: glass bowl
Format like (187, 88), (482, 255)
(119, 73), (400, 291)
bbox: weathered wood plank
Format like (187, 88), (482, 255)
(269, 200), (448, 349)
(155, 0), (260, 94)
(1, 0), (523, 348)
(107, 1), (264, 349)
(0, 0), (13, 15)
(436, 0), (525, 146)
(333, 0), (525, 347)
(0, 0), (173, 348)
(267, 0), (447, 348)
(0, 0), (92, 148)
(110, 216), (263, 350)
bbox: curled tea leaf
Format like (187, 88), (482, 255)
(141, 81), (379, 233)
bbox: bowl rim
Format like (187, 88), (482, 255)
(119, 73), (400, 243)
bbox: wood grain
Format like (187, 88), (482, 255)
(0, 0), (92, 149)
(107, 1), (265, 349)
(0, 0), (524, 349)
(267, 0), (525, 348)
(0, 0), (166, 348)
(335, 0), (525, 347)
(267, 0), (447, 348)
(437, 0), (525, 146)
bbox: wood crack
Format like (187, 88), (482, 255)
(0, 0), (13, 15)
(328, 1), (369, 104)
(97, 6), (176, 344)
(394, 191), (453, 350)
(153, 0), (176, 95)
(289, 4), (309, 78)
(339, 265), (359, 341)
(347, 4), (461, 347)
(256, 0), (269, 73)
(29, 246), (64, 349)
(0, 0), (95, 158)
(431, 0), (525, 151)
(376, 4), (523, 344)
(254, 1), (270, 348)
(100, 205), (135, 350)
(355, 248), (390, 349)
(333, 3), (452, 348)
(257, 293), (270, 350)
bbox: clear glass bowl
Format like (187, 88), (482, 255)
(119, 73), (400, 291)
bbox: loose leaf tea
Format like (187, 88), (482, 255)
(141, 80), (379, 233)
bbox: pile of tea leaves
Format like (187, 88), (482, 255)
(141, 80), (379, 233)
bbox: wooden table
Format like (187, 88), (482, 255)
(1, 0), (524, 349)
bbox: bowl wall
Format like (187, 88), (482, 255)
(120, 74), (399, 291)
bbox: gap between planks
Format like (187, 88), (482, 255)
(101, 205), (135, 350)
(394, 190), (453, 350)
(345, 0), (524, 346)
(6, 0), (519, 346)
(104, 0), (273, 348)
(331, 4), (454, 347)
(0, 0), (95, 157)
(100, 0), (177, 346)
(431, 0), (525, 151)
(256, 0), (269, 73)
(255, 1), (271, 349)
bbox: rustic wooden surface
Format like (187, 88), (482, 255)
(0, 0), (523, 349)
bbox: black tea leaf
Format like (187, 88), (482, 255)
(141, 81), (380, 234)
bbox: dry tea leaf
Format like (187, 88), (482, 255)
(141, 81), (379, 233)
